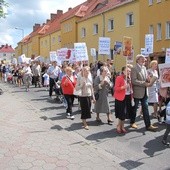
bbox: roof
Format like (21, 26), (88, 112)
(0, 44), (15, 53)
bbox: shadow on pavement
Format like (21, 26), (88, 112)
(119, 160), (144, 170)
(143, 135), (169, 157)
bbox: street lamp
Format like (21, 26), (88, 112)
(15, 27), (24, 39)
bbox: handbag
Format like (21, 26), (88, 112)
(73, 88), (82, 96)
(94, 92), (99, 100)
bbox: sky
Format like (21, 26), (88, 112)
(0, 0), (86, 48)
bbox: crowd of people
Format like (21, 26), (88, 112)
(0, 54), (170, 146)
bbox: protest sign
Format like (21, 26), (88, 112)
(98, 37), (110, 55)
(145, 34), (154, 56)
(165, 48), (170, 64)
(74, 43), (88, 61)
(123, 36), (132, 57)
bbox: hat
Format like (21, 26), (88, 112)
(136, 54), (145, 60)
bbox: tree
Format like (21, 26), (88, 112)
(0, 0), (8, 18)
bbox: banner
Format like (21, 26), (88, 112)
(74, 43), (88, 61)
(123, 36), (132, 57)
(145, 34), (154, 56)
(98, 37), (110, 55)
(165, 48), (170, 64)
(57, 48), (68, 61)
(159, 63), (170, 88)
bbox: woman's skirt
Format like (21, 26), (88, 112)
(79, 96), (91, 119)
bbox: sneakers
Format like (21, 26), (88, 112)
(131, 123), (138, 129)
(146, 125), (158, 132)
(66, 113), (74, 120)
(162, 140), (170, 146)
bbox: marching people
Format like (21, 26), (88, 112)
(61, 66), (76, 120)
(23, 62), (32, 92)
(130, 54), (158, 131)
(47, 61), (61, 99)
(75, 66), (95, 130)
(147, 60), (159, 119)
(94, 66), (113, 124)
(114, 66), (133, 133)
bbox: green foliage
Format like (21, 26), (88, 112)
(0, 0), (9, 18)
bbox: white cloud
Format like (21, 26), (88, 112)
(0, 0), (86, 48)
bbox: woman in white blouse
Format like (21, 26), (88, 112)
(75, 66), (95, 130)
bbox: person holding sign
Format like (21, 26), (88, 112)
(130, 54), (158, 131)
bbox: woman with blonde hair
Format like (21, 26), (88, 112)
(147, 60), (159, 118)
(75, 66), (95, 129)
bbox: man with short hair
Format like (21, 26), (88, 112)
(130, 54), (158, 131)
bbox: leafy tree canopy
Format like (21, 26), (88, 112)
(0, 0), (8, 18)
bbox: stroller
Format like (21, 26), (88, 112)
(54, 80), (64, 103)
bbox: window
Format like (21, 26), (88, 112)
(157, 23), (162, 40)
(157, 0), (161, 3)
(149, 25), (154, 34)
(149, 0), (153, 5)
(166, 21), (170, 39)
(52, 37), (56, 44)
(3, 53), (6, 57)
(126, 13), (134, 27)
(108, 19), (114, 31)
(81, 27), (86, 37)
(93, 24), (98, 34)
(58, 36), (61, 42)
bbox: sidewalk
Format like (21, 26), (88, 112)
(0, 83), (124, 170)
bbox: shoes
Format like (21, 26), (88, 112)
(116, 129), (122, 134)
(107, 120), (113, 125)
(121, 129), (127, 133)
(66, 113), (71, 119)
(96, 118), (102, 123)
(70, 115), (75, 120)
(162, 140), (170, 146)
(131, 123), (138, 129)
(146, 125), (158, 131)
(84, 126), (89, 130)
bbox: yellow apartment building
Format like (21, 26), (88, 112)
(78, 0), (140, 71)
(139, 0), (170, 63)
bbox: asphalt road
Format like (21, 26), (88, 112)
(0, 82), (170, 170)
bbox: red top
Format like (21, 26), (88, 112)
(114, 74), (126, 101)
(61, 76), (76, 95)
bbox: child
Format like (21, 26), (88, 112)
(43, 70), (49, 90)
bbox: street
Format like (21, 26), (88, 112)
(0, 82), (169, 170)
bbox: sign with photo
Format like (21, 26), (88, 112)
(123, 36), (133, 57)
(114, 41), (122, 55)
(98, 37), (110, 55)
(165, 48), (170, 64)
(159, 63), (170, 88)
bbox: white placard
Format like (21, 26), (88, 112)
(18, 54), (26, 63)
(74, 43), (88, 61)
(50, 51), (57, 62)
(90, 48), (96, 57)
(145, 34), (154, 56)
(165, 48), (170, 64)
(98, 37), (110, 55)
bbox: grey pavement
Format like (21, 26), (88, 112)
(0, 82), (170, 170)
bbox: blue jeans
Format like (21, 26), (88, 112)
(130, 91), (151, 128)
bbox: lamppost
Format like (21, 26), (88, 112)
(15, 27), (24, 39)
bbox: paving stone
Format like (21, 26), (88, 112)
(42, 163), (56, 169)
(17, 162), (33, 169)
(32, 160), (46, 166)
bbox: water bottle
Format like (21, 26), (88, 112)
(166, 101), (170, 124)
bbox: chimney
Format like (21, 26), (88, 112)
(33, 24), (41, 31)
(50, 13), (57, 21)
(46, 19), (50, 23)
(68, 7), (72, 11)
(57, 10), (63, 15)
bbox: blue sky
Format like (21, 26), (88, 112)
(0, 0), (86, 48)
